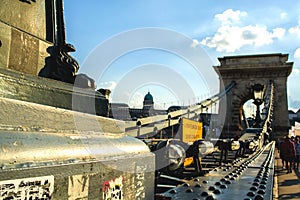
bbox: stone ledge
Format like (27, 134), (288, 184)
(0, 96), (124, 134)
(0, 68), (109, 116)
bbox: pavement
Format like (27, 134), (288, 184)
(274, 149), (300, 200)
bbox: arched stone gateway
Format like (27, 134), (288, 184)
(214, 53), (293, 139)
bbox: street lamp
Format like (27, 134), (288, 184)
(252, 84), (264, 128)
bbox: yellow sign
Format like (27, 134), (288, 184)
(181, 118), (203, 143)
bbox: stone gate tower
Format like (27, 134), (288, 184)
(214, 53), (293, 139)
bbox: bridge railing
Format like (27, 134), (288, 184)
(261, 80), (274, 140)
(125, 81), (237, 138)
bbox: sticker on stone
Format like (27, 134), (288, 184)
(0, 175), (54, 200)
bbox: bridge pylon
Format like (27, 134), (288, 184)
(214, 53), (293, 139)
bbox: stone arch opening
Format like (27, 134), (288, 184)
(243, 99), (256, 127)
(239, 87), (255, 130)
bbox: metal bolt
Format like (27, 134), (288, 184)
(247, 191), (255, 197)
(208, 186), (216, 191)
(257, 189), (265, 195)
(220, 178), (226, 182)
(220, 184), (227, 189)
(213, 189), (221, 194)
(169, 189), (177, 194)
(201, 191), (209, 197)
(254, 194), (264, 200)
(205, 195), (215, 200)
(215, 182), (221, 186)
(260, 180), (267, 185)
(186, 188), (193, 193)
(259, 185), (266, 190)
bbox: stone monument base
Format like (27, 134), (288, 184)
(0, 96), (155, 199)
(0, 68), (109, 116)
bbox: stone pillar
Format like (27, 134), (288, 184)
(0, 0), (108, 116)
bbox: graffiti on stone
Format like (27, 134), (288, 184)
(102, 176), (123, 200)
(68, 175), (89, 200)
(135, 166), (146, 200)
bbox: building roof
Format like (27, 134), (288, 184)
(144, 92), (153, 101)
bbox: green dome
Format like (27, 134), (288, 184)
(144, 92), (153, 101)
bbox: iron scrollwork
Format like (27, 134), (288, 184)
(39, 44), (96, 89)
(40, 44), (79, 84)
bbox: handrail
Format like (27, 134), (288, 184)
(261, 80), (274, 136)
(125, 81), (237, 137)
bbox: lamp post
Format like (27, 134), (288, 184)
(252, 84), (264, 128)
(39, 0), (96, 88)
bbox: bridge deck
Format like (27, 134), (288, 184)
(156, 142), (275, 199)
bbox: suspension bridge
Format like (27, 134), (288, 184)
(0, 0), (294, 199)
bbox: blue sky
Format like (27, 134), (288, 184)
(64, 0), (300, 111)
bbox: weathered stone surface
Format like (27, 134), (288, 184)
(0, 0), (47, 41)
(0, 95), (121, 133)
(0, 23), (11, 69)
(0, 152), (155, 200)
(0, 22), (52, 75)
(0, 0), (53, 76)
(38, 40), (52, 73)
(0, 129), (155, 199)
(0, 0), (96, 88)
(9, 29), (39, 74)
(0, 68), (108, 117)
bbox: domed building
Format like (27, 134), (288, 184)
(110, 91), (167, 120)
(143, 92), (154, 111)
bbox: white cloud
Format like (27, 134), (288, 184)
(271, 28), (286, 39)
(201, 25), (285, 53)
(280, 12), (288, 19)
(289, 20), (300, 37)
(294, 48), (300, 58)
(215, 9), (247, 25)
(201, 9), (286, 53)
(190, 39), (200, 48)
(98, 81), (117, 90)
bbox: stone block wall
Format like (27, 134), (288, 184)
(0, 0), (52, 76)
